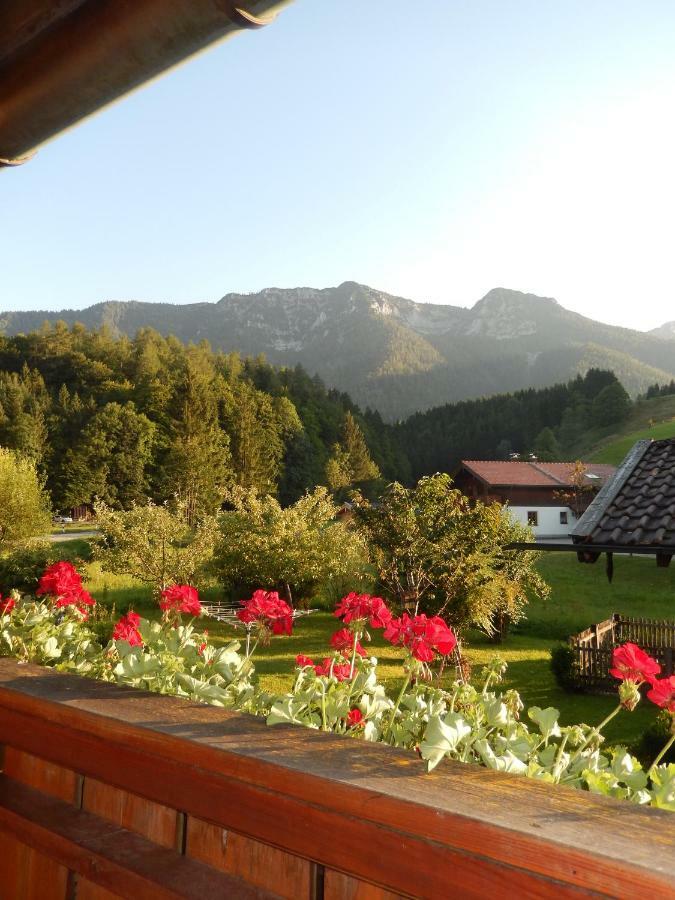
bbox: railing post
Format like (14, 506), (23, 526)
(665, 647), (674, 678)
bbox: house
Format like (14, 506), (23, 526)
(572, 438), (675, 568)
(454, 460), (616, 538)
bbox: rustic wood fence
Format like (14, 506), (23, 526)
(569, 614), (675, 691)
(1, 659), (674, 898)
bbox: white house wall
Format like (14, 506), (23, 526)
(504, 505), (575, 539)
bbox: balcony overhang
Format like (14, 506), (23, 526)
(0, 0), (293, 163)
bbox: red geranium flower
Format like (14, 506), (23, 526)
(314, 658), (352, 681)
(36, 561), (95, 619)
(55, 588), (96, 619)
(330, 627), (367, 658)
(647, 675), (675, 714)
(112, 611), (143, 647)
(36, 561), (83, 599)
(346, 708), (364, 728)
(609, 643), (661, 685)
(384, 612), (457, 663)
(237, 590), (293, 636)
(296, 654), (315, 668)
(159, 584), (202, 616)
(0, 596), (16, 615)
(334, 592), (392, 628)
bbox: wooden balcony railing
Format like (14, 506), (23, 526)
(0, 658), (674, 899)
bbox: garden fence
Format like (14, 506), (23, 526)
(569, 614), (675, 690)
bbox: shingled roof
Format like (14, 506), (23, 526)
(572, 438), (675, 561)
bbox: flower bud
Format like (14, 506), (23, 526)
(618, 679), (641, 711)
(564, 725), (586, 747)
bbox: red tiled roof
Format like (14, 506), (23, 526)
(460, 460), (616, 488)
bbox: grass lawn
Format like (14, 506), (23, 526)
(517, 552), (675, 640)
(78, 549), (673, 753)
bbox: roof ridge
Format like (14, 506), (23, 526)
(528, 461), (567, 485)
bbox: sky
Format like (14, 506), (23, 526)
(2, 0), (675, 331)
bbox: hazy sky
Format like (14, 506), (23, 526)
(2, 0), (675, 331)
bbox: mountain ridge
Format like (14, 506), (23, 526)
(3, 283), (675, 420)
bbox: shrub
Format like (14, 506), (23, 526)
(550, 643), (581, 692)
(213, 487), (369, 607)
(0, 543), (54, 595)
(353, 474), (549, 635)
(94, 499), (217, 594)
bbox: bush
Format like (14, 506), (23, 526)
(550, 643), (581, 692)
(0, 542), (91, 596)
(0, 544), (55, 595)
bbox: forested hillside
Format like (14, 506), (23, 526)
(0, 322), (668, 510)
(396, 369), (633, 480)
(0, 324), (408, 514)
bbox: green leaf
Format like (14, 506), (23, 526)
(420, 713), (471, 771)
(527, 706), (561, 739)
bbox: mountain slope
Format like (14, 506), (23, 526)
(3, 283), (675, 420)
(650, 321), (675, 340)
(575, 394), (675, 465)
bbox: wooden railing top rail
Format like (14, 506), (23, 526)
(1, 659), (674, 898)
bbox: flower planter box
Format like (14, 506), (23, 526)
(0, 659), (673, 899)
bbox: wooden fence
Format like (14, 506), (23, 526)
(0, 659), (674, 898)
(570, 614), (675, 690)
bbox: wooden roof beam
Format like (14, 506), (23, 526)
(0, 0), (293, 162)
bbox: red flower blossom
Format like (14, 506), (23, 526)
(112, 611), (143, 647)
(237, 590), (293, 635)
(314, 658), (352, 681)
(647, 675), (675, 714)
(296, 654), (315, 668)
(36, 561), (83, 599)
(346, 708), (364, 728)
(609, 643), (661, 685)
(58, 588), (96, 619)
(330, 627), (367, 658)
(0, 596), (16, 615)
(36, 561), (95, 618)
(334, 592), (392, 628)
(384, 613), (457, 663)
(159, 584), (202, 616)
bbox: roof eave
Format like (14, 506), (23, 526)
(570, 440), (652, 540)
(0, 0), (293, 162)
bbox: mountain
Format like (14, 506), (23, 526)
(3, 283), (675, 421)
(650, 321), (675, 340)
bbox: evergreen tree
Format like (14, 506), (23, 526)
(593, 382), (631, 426)
(61, 402), (155, 508)
(161, 349), (232, 523)
(532, 427), (561, 461)
(326, 412), (380, 491)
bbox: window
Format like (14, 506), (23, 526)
(560, 511), (568, 525)
(527, 511), (538, 526)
